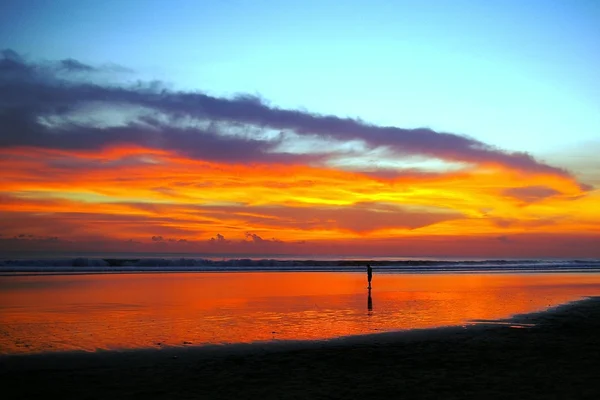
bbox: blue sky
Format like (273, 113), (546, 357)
(2, 0), (599, 155)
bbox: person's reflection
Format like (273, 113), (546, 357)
(367, 288), (373, 314)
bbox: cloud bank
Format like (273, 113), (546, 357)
(0, 50), (577, 179)
(1, 50), (597, 257)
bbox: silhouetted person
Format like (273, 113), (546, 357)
(367, 288), (373, 312)
(367, 264), (373, 289)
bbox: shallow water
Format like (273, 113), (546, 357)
(2, 272), (600, 355)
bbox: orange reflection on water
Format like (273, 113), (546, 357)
(1, 272), (600, 355)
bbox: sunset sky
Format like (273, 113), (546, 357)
(1, 0), (599, 257)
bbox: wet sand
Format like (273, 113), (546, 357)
(2, 297), (600, 399)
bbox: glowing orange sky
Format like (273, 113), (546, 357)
(1, 144), (598, 257)
(1, 51), (599, 258)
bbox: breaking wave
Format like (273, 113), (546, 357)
(1, 257), (600, 274)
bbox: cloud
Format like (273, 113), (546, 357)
(245, 232), (282, 244)
(2, 231), (598, 258)
(0, 204), (206, 241)
(5, 233), (60, 242)
(496, 235), (512, 243)
(194, 202), (464, 233)
(490, 217), (559, 229)
(0, 50), (580, 180)
(152, 235), (188, 243)
(59, 58), (96, 72)
(0, 49), (33, 80)
(208, 233), (283, 246)
(503, 185), (561, 203)
(209, 233), (231, 244)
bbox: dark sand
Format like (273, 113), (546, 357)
(3, 297), (600, 399)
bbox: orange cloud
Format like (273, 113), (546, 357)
(0, 144), (598, 257)
(2, 51), (598, 257)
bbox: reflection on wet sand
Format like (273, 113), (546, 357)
(2, 272), (600, 354)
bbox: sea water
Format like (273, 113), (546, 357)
(2, 267), (600, 355)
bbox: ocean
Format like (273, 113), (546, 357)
(1, 254), (600, 273)
(2, 255), (600, 355)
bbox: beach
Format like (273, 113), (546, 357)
(2, 296), (600, 399)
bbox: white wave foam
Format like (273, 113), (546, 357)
(1, 257), (600, 273)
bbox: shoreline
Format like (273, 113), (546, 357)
(3, 296), (600, 398)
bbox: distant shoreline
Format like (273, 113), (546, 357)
(3, 297), (600, 399)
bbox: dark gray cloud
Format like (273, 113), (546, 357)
(0, 50), (579, 178)
(151, 235), (189, 243)
(6, 233), (60, 242)
(0, 49), (33, 79)
(245, 232), (282, 244)
(503, 185), (562, 203)
(59, 58), (96, 72)
(209, 233), (230, 244)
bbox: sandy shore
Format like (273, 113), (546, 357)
(2, 297), (600, 399)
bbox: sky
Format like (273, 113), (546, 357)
(1, 0), (599, 257)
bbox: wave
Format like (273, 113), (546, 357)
(1, 257), (600, 273)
